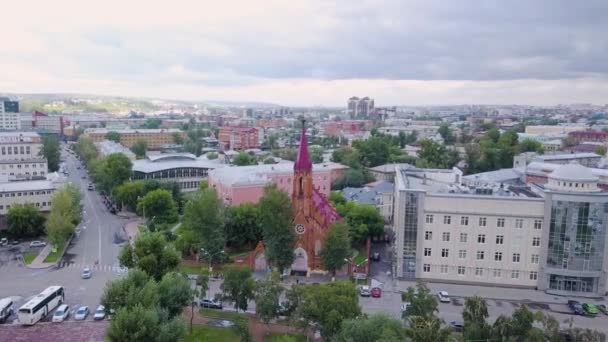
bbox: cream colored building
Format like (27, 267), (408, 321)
(0, 132), (47, 178)
(393, 162), (608, 297)
(83, 128), (186, 150)
(0, 179), (57, 214)
(524, 125), (586, 135)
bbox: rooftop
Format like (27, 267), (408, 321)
(132, 154), (224, 174)
(84, 128), (182, 134)
(95, 140), (135, 158)
(209, 162), (346, 186)
(0, 179), (56, 192)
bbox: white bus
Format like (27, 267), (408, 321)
(18, 286), (64, 325)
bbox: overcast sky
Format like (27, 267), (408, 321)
(2, 0), (607, 106)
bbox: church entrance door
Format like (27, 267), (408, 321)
(291, 247), (308, 276)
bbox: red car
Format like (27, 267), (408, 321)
(371, 287), (382, 298)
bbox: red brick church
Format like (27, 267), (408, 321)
(250, 121), (341, 275)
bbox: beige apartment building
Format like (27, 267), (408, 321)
(0, 179), (57, 215)
(83, 128), (186, 150)
(0, 132), (47, 178)
(393, 162), (608, 298)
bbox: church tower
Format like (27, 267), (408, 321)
(292, 120), (313, 218)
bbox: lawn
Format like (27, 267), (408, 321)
(179, 264), (205, 275)
(265, 333), (307, 342)
(44, 249), (61, 263)
(185, 325), (239, 342)
(23, 253), (37, 264)
(199, 308), (247, 321)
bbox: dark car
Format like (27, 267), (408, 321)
(450, 321), (464, 332)
(568, 300), (584, 315)
(598, 304), (608, 315)
(199, 298), (222, 309)
(371, 252), (381, 261)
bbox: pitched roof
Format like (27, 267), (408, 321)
(312, 189), (341, 229)
(294, 123), (312, 172)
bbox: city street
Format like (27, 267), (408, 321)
(365, 241), (608, 333)
(0, 144), (129, 324)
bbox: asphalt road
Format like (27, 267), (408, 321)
(0, 144), (129, 325)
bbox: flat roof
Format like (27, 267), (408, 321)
(132, 156), (225, 174)
(209, 162), (346, 186)
(0, 179), (56, 192)
(84, 128), (183, 134)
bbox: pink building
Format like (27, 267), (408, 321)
(208, 162), (347, 205)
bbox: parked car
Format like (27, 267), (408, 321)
(359, 285), (371, 297)
(10, 240), (19, 245)
(74, 306), (89, 321)
(93, 305), (106, 320)
(583, 303), (599, 316)
(199, 298), (222, 309)
(0, 238), (7, 246)
(87, 184), (94, 191)
(371, 287), (382, 298)
(568, 300), (584, 315)
(52, 304), (70, 323)
(450, 321), (464, 332)
(437, 291), (451, 303)
(371, 252), (381, 261)
(598, 304), (608, 315)
(29, 241), (46, 248)
(81, 267), (92, 279)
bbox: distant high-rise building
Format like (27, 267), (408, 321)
(347, 96), (375, 118)
(0, 98), (21, 130)
(2, 101), (19, 113)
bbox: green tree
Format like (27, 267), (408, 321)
(401, 283), (438, 319)
(343, 203), (384, 245)
(310, 146), (324, 163)
(101, 270), (159, 312)
(518, 139), (544, 154)
(438, 124), (455, 145)
(41, 135), (61, 172)
(462, 296), (491, 341)
(7, 204), (46, 238)
(221, 266), (256, 313)
(172, 132), (184, 145)
(329, 191), (346, 206)
(119, 231), (181, 281)
(158, 272), (193, 318)
(206, 152), (218, 160)
(258, 185), (295, 272)
(74, 136), (98, 164)
(295, 281), (361, 340)
(182, 188), (225, 263)
(416, 139), (459, 169)
(231, 316), (253, 342)
(114, 181), (145, 212)
(225, 203), (262, 249)
(107, 305), (162, 342)
(131, 139), (148, 159)
(233, 151), (256, 166)
(101, 153), (133, 193)
(320, 223), (351, 277)
(254, 271), (283, 324)
(137, 189), (178, 224)
(596, 146), (607, 156)
(406, 315), (451, 342)
(143, 118), (162, 129)
(199, 179), (208, 190)
(46, 187), (81, 249)
(105, 131), (121, 143)
(337, 314), (407, 342)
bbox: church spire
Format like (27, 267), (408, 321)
(294, 119), (312, 172)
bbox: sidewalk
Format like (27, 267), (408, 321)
(26, 244), (55, 269)
(124, 220), (142, 245)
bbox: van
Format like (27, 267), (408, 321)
(0, 297), (14, 322)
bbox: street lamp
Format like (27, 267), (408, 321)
(200, 248), (225, 274)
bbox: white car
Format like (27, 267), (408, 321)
(359, 285), (371, 297)
(93, 305), (106, 320)
(74, 306), (89, 321)
(29, 241), (46, 248)
(52, 304), (70, 323)
(401, 302), (411, 316)
(81, 267), (92, 279)
(437, 291), (451, 303)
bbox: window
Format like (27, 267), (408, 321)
(457, 266), (465, 275)
(441, 249), (449, 258)
(475, 267), (483, 276)
(511, 270), (520, 279)
(479, 217), (487, 226)
(530, 271), (538, 280)
(493, 269), (502, 278)
(444, 215), (451, 224)
(512, 253), (520, 263)
(460, 233), (467, 243)
(476, 251), (485, 260)
(424, 248), (432, 257)
(440, 265), (448, 274)
(442, 232), (450, 242)
(531, 254), (539, 264)
(534, 219), (542, 230)
(496, 235), (504, 245)
(515, 219), (523, 229)
(532, 237), (540, 247)
(459, 250), (467, 259)
(426, 215), (433, 224)
(461, 216), (469, 226)
(494, 252), (503, 261)
(477, 234), (486, 243)
(425, 231), (432, 240)
(497, 218), (505, 227)
(423, 264), (430, 273)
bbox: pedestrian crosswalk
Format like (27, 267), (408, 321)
(58, 261), (129, 273)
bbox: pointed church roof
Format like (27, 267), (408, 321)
(294, 121), (312, 172)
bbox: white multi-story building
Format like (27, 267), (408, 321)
(0, 179), (57, 215)
(0, 132), (47, 178)
(0, 112), (21, 130)
(393, 162), (608, 298)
